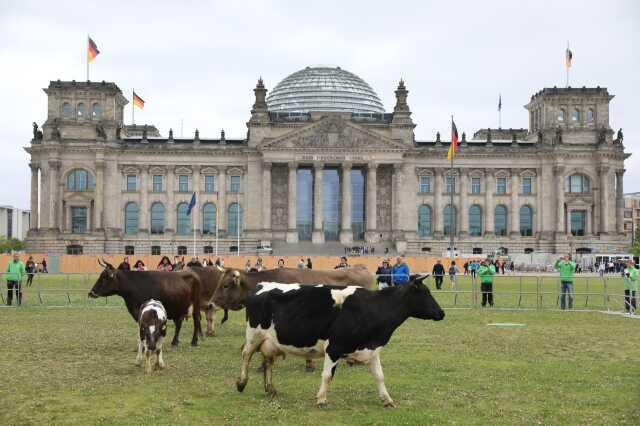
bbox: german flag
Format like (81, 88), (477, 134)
(565, 47), (573, 68)
(447, 119), (459, 161)
(87, 36), (100, 62)
(133, 92), (145, 109)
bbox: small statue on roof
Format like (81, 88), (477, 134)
(616, 128), (623, 143)
(96, 122), (106, 139)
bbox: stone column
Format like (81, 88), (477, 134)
(218, 167), (227, 234)
(339, 162), (353, 244)
(598, 166), (609, 235)
(459, 169), (469, 237)
(365, 162), (378, 243)
(48, 160), (60, 231)
(433, 168), (444, 237)
(166, 166), (175, 233)
(554, 166), (565, 236)
(510, 170), (520, 237)
(39, 162), (49, 229)
(484, 169), (495, 236)
(312, 162), (324, 244)
(286, 162), (298, 243)
(104, 160), (118, 232)
(139, 165), (149, 233)
(29, 163), (39, 229)
(616, 169), (625, 234)
(95, 161), (105, 230)
(262, 162), (272, 234)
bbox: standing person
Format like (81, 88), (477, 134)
(554, 255), (576, 310)
(6, 253), (26, 306)
(297, 258), (305, 269)
(478, 259), (496, 307)
(255, 257), (264, 272)
(133, 260), (147, 271)
(469, 260), (479, 283)
(244, 259), (252, 272)
(334, 256), (349, 269)
(376, 259), (392, 289)
(623, 260), (638, 314)
(463, 262), (469, 276)
(25, 256), (36, 287)
(277, 258), (285, 268)
(391, 256), (410, 286)
(41, 258), (48, 273)
(432, 260), (445, 290)
(598, 262), (605, 278)
(448, 261), (458, 290)
(187, 257), (203, 268)
(306, 258), (313, 270)
(117, 257), (131, 271)
(157, 256), (173, 272)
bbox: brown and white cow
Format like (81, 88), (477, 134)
(136, 299), (168, 373)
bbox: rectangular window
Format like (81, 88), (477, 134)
(204, 175), (215, 193)
(126, 175), (136, 192)
(624, 210), (632, 218)
(472, 247), (483, 254)
(230, 175), (241, 193)
(151, 245), (161, 255)
(445, 176), (456, 194)
(178, 175), (189, 192)
(204, 245), (213, 254)
(570, 210), (586, 236)
(71, 207), (87, 233)
(496, 177), (507, 194)
(419, 176), (431, 193)
(522, 177), (532, 195)
(471, 177), (481, 194)
(152, 175), (163, 192)
(177, 246), (188, 255)
(66, 245), (83, 255)
(124, 245), (135, 255)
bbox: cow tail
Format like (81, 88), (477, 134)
(191, 273), (203, 338)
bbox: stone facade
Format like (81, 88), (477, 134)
(25, 76), (631, 256)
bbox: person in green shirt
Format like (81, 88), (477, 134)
(554, 255), (576, 310)
(623, 260), (638, 314)
(478, 259), (496, 307)
(6, 253), (26, 306)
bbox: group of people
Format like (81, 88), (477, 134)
(462, 259), (513, 275)
(4, 254), (48, 306)
(430, 259), (497, 306)
(374, 256), (411, 288)
(344, 246), (376, 256)
(596, 260), (630, 276)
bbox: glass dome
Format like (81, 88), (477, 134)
(266, 66), (385, 114)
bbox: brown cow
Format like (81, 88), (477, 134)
(89, 260), (202, 346)
(212, 267), (376, 311)
(187, 266), (228, 336)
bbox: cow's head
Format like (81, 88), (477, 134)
(140, 312), (167, 352)
(88, 259), (119, 298)
(404, 274), (445, 321)
(211, 268), (248, 310)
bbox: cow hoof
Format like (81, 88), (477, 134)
(206, 331), (215, 337)
(317, 400), (329, 408)
(236, 380), (247, 393)
(171, 340), (179, 347)
(305, 365), (316, 373)
(383, 400), (396, 408)
(191, 340), (198, 347)
(265, 386), (278, 397)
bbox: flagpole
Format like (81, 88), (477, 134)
(132, 89), (135, 125)
(566, 41), (570, 88)
(450, 115), (455, 262)
(86, 35), (89, 81)
(498, 94), (502, 129)
(193, 193), (197, 258)
(215, 201), (219, 257)
(236, 192), (240, 257)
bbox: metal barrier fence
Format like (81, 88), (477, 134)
(0, 272), (634, 314)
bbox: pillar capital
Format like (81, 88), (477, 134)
(367, 161), (378, 171)
(342, 162), (353, 171)
(313, 161), (324, 171)
(48, 159), (61, 170)
(288, 161), (298, 170)
(262, 161), (272, 170)
(29, 162), (40, 171)
(553, 165), (565, 175)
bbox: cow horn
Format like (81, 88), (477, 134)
(232, 270), (241, 286)
(215, 265), (225, 272)
(97, 258), (105, 267)
(101, 258), (113, 269)
(233, 270), (240, 278)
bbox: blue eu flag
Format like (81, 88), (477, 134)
(186, 192), (196, 216)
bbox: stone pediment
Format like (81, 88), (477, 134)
(260, 115), (407, 151)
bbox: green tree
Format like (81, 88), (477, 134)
(631, 227), (640, 257)
(0, 238), (25, 253)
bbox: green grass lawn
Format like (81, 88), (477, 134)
(0, 302), (638, 425)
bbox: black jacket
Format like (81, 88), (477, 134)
(432, 263), (445, 276)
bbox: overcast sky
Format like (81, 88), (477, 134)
(1, 0), (638, 209)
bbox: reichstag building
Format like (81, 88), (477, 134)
(25, 66), (630, 255)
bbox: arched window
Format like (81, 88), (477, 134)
(469, 204), (483, 236)
(92, 103), (102, 120)
(150, 202), (165, 234)
(519, 205), (533, 236)
(202, 203), (217, 234)
(77, 102), (86, 118)
(443, 205), (457, 236)
(587, 109), (594, 122)
(62, 102), (73, 118)
(66, 169), (94, 192)
(566, 174), (590, 193)
(176, 203), (190, 235)
(228, 203), (243, 236)
(495, 205), (508, 236)
(418, 204), (432, 237)
(124, 202), (139, 235)
(558, 108), (565, 122)
(572, 109), (580, 122)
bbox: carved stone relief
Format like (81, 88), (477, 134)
(376, 165), (392, 231)
(270, 164), (288, 231)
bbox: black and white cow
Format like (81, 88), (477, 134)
(236, 274), (444, 407)
(136, 299), (168, 373)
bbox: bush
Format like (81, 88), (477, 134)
(0, 238), (25, 253)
